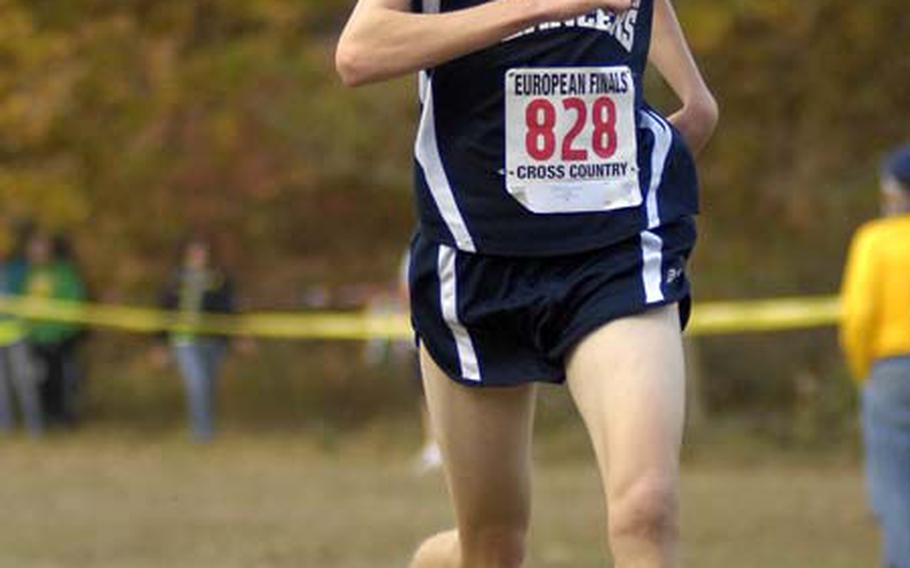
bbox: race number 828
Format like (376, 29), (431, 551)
(504, 66), (641, 214)
(524, 96), (618, 162)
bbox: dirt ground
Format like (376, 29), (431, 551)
(0, 429), (879, 567)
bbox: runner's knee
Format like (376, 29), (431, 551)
(609, 474), (679, 544)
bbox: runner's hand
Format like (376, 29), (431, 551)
(533, 0), (632, 23)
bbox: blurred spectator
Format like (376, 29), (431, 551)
(840, 143), (910, 568)
(301, 284), (331, 310)
(363, 251), (440, 474)
(157, 234), (236, 442)
(400, 250), (441, 474)
(0, 222), (43, 436)
(5, 220), (32, 292)
(23, 231), (87, 428)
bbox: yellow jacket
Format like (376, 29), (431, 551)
(840, 215), (910, 381)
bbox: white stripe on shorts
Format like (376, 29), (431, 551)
(437, 244), (481, 382)
(639, 111), (673, 304)
(415, 80), (477, 253)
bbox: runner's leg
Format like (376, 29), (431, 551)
(411, 347), (536, 568)
(566, 305), (686, 568)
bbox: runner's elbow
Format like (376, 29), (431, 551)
(695, 92), (720, 130)
(335, 40), (375, 87)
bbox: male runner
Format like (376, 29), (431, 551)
(337, 0), (717, 565)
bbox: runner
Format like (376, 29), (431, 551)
(337, 0), (717, 565)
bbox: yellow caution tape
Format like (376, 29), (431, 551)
(0, 296), (412, 340)
(687, 296), (840, 336)
(0, 294), (841, 340)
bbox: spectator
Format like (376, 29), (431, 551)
(0, 224), (43, 436)
(396, 251), (441, 474)
(840, 143), (910, 568)
(22, 231), (87, 427)
(363, 252), (441, 474)
(157, 234), (236, 442)
(5, 220), (32, 294)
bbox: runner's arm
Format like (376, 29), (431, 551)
(648, 0), (718, 155)
(336, 0), (632, 87)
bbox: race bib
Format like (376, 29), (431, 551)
(505, 66), (641, 214)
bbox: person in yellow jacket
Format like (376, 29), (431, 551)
(840, 143), (910, 568)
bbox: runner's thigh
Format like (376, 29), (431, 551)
(420, 347), (536, 532)
(566, 305), (686, 495)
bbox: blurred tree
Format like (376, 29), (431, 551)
(0, 0), (904, 299)
(0, 0), (905, 430)
(0, 0), (416, 300)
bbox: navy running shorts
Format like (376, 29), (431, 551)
(408, 217), (696, 387)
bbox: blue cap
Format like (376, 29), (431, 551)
(883, 144), (910, 188)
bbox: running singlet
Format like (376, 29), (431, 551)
(412, 0), (699, 256)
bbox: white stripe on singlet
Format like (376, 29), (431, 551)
(414, 0), (475, 251)
(639, 110), (673, 303)
(437, 244), (481, 382)
(415, 78), (477, 252)
(418, 70), (429, 104)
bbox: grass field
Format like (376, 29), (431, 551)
(0, 428), (879, 568)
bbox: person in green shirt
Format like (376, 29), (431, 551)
(23, 232), (87, 427)
(0, 225), (44, 436)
